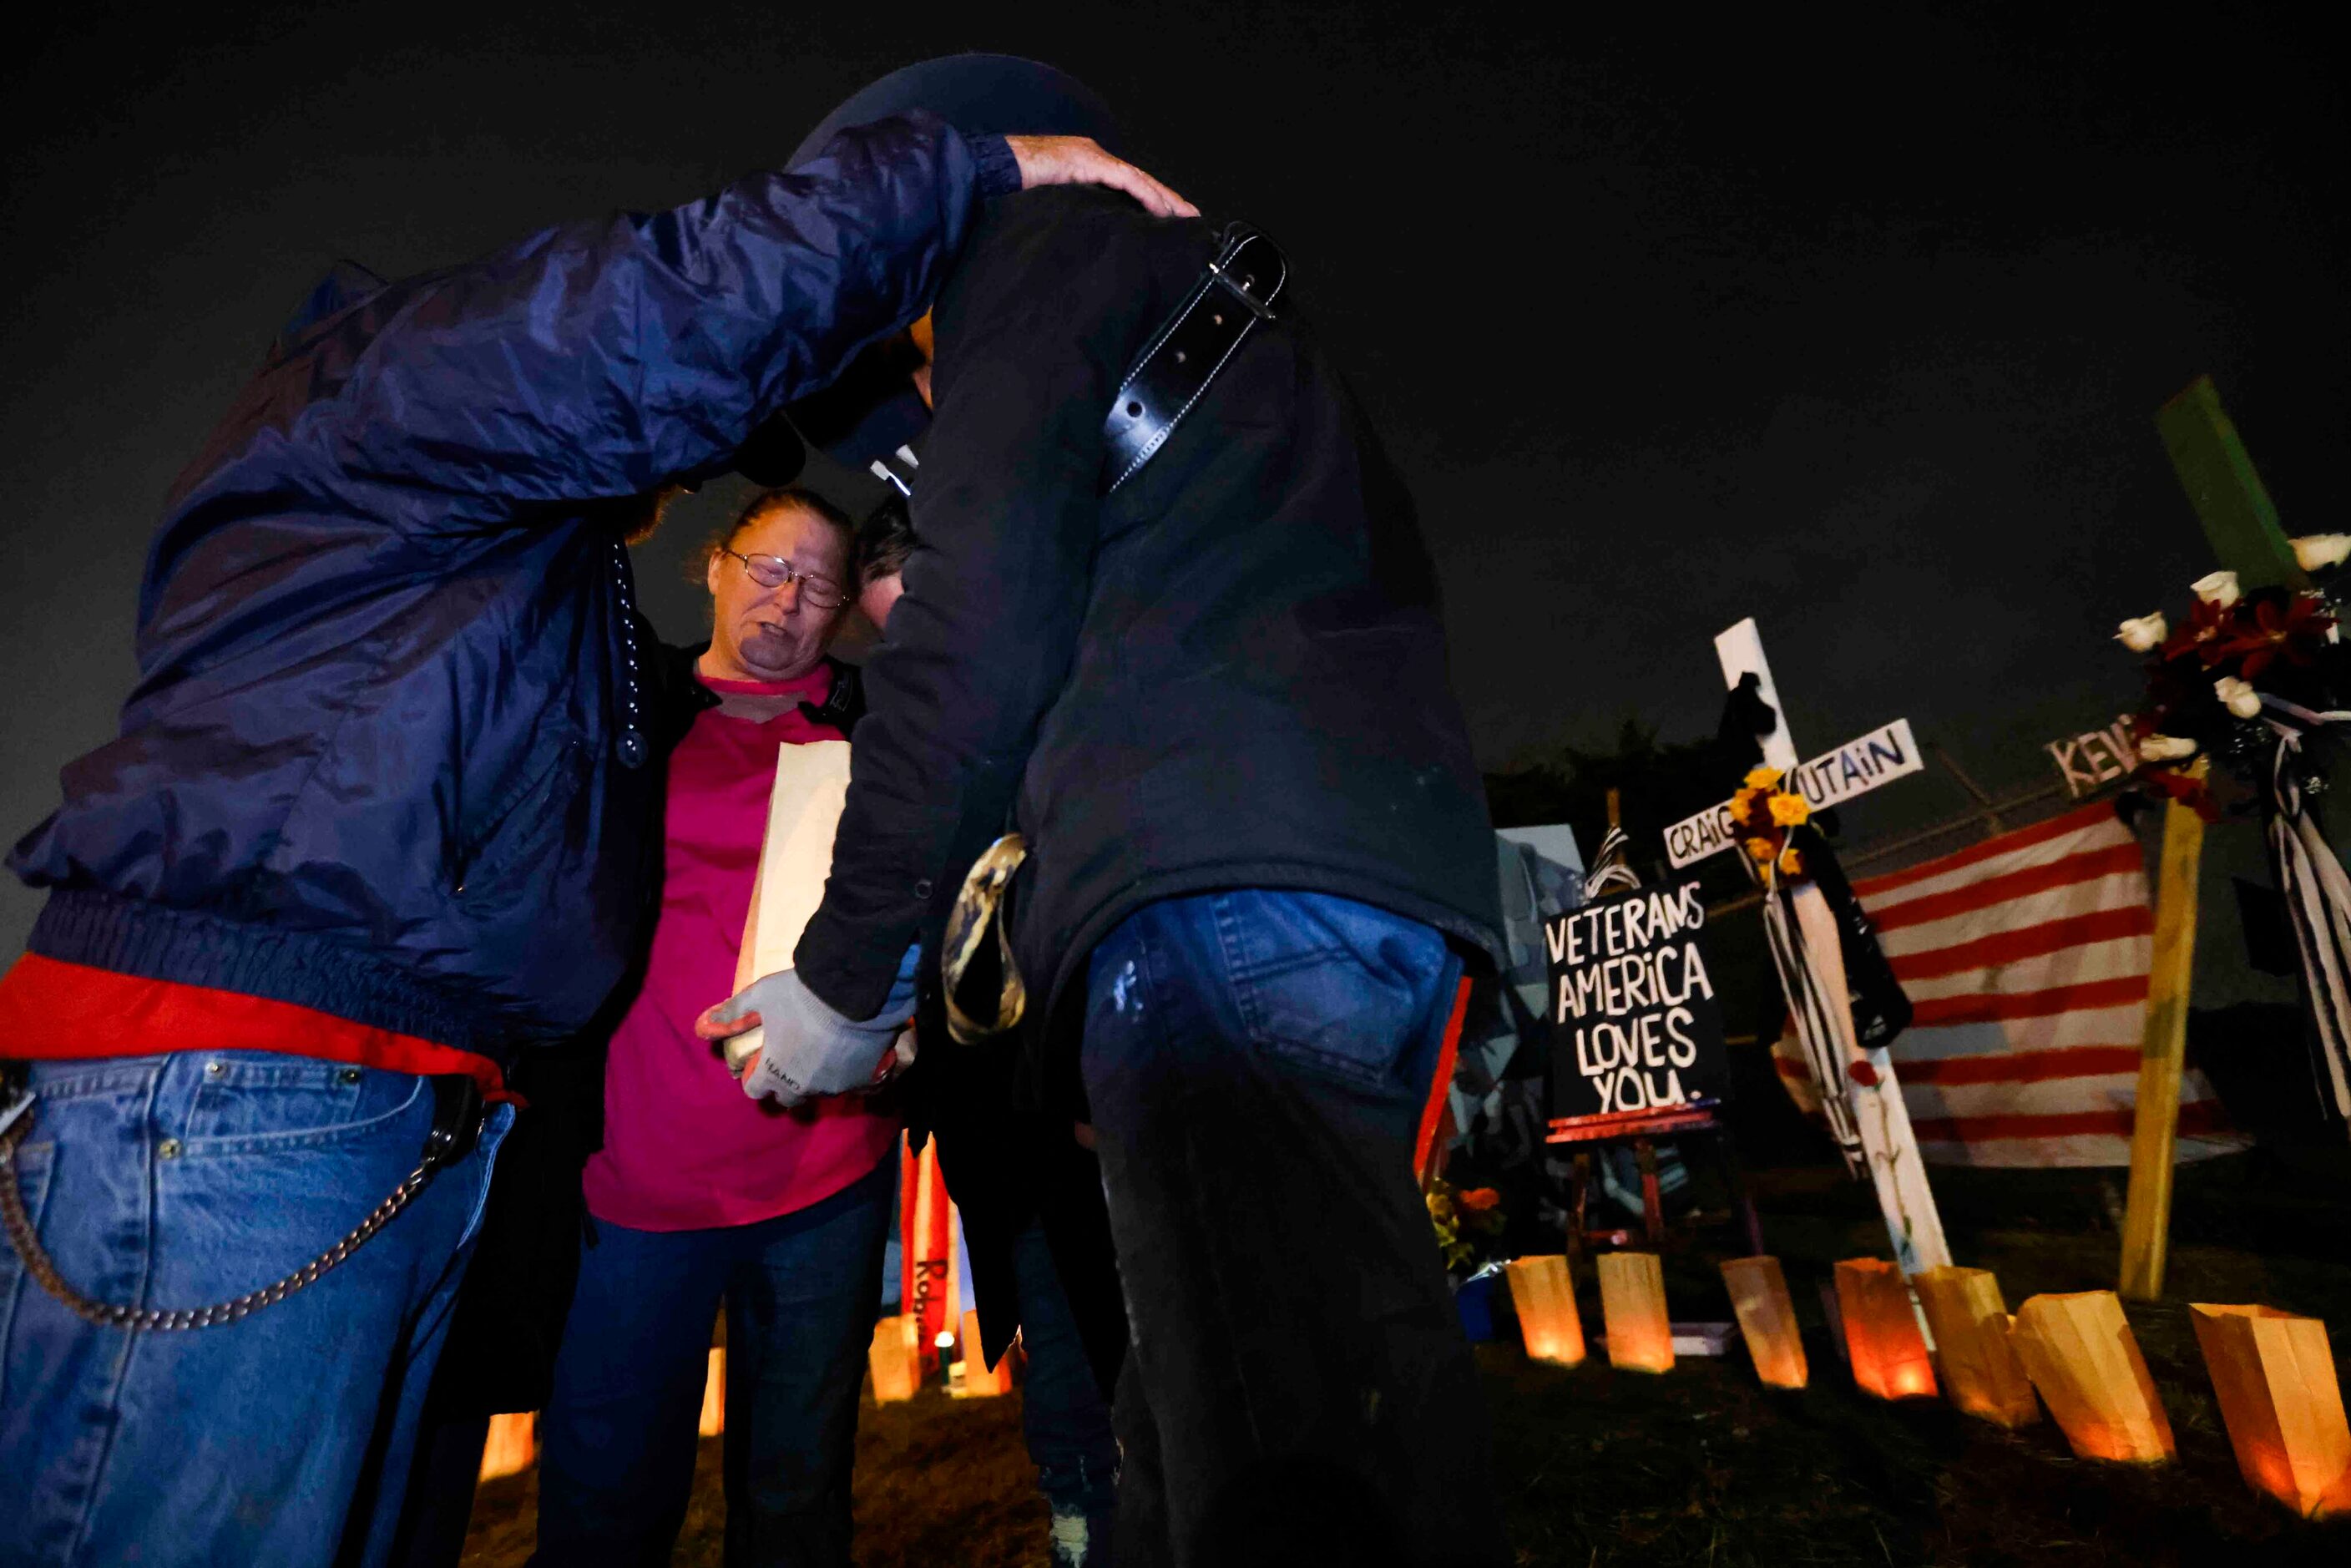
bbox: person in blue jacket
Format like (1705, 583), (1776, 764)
(0, 108), (1187, 1568)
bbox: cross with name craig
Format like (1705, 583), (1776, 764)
(1665, 716), (1926, 870)
(1696, 618), (1952, 1276)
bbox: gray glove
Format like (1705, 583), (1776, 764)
(713, 951), (918, 1107)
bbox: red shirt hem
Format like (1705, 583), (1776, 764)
(0, 953), (509, 1100)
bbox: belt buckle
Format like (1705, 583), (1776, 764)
(1207, 232), (1280, 321)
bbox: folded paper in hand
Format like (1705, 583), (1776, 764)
(726, 740), (854, 1071)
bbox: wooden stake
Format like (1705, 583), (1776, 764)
(2120, 757), (2207, 1300)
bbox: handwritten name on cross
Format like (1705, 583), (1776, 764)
(1665, 718), (1925, 870)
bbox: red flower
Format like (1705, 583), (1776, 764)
(2159, 596), (2237, 667)
(2214, 594), (2333, 681)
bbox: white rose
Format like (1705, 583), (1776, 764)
(2214, 675), (2263, 720)
(2292, 534), (2351, 574)
(2137, 734), (2197, 762)
(2115, 612), (2168, 653)
(2192, 570), (2241, 607)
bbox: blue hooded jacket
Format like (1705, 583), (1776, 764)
(8, 114), (1014, 1069)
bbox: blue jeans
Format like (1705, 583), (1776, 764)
(1083, 890), (1508, 1568)
(1006, 1213), (1120, 1564)
(0, 1051), (513, 1567)
(532, 1155), (894, 1568)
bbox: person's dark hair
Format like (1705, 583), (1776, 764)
(695, 485), (854, 579)
(856, 496), (919, 587)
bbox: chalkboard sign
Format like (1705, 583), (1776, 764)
(1546, 881), (1729, 1120)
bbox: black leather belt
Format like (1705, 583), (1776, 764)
(1100, 222), (1287, 493)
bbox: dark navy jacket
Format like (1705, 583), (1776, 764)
(8, 114), (1014, 1070)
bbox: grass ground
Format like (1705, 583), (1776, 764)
(462, 1147), (2351, 1565)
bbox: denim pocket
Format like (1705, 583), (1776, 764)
(1216, 891), (1449, 1093)
(179, 1065), (427, 1158)
(0, 1136), (55, 1384)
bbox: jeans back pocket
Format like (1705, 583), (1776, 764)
(1217, 890), (1450, 1094)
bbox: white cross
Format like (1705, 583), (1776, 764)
(1716, 618), (1953, 1276)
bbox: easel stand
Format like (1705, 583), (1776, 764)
(1548, 1105), (1764, 1265)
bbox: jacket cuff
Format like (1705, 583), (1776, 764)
(964, 131), (1021, 200)
(794, 906), (915, 1022)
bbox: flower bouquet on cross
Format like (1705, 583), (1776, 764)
(2119, 536), (2351, 1136)
(2118, 540), (2351, 817)
(1729, 765), (1813, 884)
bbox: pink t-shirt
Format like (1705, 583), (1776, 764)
(583, 665), (901, 1232)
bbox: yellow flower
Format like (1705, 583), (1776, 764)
(1745, 837), (1778, 863)
(1778, 846), (1804, 877)
(1731, 786), (1762, 813)
(1768, 792), (1810, 827)
(1744, 766), (1783, 790)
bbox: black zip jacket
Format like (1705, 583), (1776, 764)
(796, 183), (1504, 1070)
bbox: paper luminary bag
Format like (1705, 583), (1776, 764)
(1720, 1257), (1807, 1390)
(901, 1136), (956, 1354)
(1597, 1252), (1674, 1373)
(2190, 1303), (2351, 1517)
(868, 1314), (922, 1403)
(476, 1412), (536, 1481)
(958, 1308), (1017, 1397)
(726, 740), (856, 1071)
(1834, 1259), (1937, 1401)
(2008, 1291), (2175, 1463)
(1504, 1255), (1586, 1367)
(1914, 1267), (2037, 1428)
(699, 1347), (726, 1436)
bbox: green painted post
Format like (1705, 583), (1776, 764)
(2155, 375), (2305, 589)
(2123, 377), (2293, 1298)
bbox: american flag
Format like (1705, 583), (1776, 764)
(1776, 800), (2247, 1167)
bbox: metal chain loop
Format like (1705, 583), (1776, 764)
(0, 1111), (436, 1332)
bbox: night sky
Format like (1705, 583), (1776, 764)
(1, 2), (2341, 952)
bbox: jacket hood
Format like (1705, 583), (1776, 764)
(788, 55), (1122, 478)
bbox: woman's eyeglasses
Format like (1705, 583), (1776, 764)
(721, 548), (847, 610)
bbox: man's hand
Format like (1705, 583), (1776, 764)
(695, 965), (914, 1107)
(1004, 135), (1197, 220)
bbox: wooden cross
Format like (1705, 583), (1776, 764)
(2119, 376), (2299, 1299)
(1715, 620), (1954, 1276)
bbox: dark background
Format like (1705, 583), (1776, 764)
(1, 0), (2341, 953)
